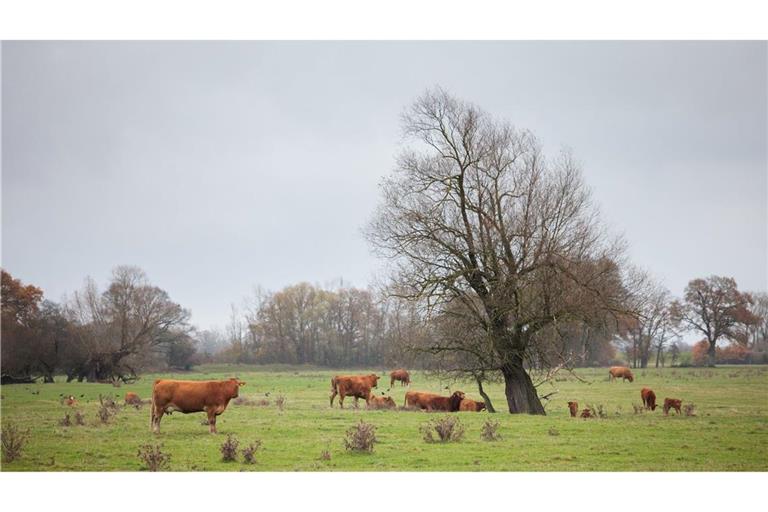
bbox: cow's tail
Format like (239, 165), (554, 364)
(149, 384), (159, 433)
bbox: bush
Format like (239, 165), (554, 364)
(343, 420), (378, 453)
(74, 410), (86, 426)
(220, 434), (240, 462)
(319, 447), (332, 461)
(548, 427), (560, 436)
(421, 415), (465, 443)
(97, 394), (120, 424)
(1, 423), (30, 463)
(275, 394), (286, 411)
(137, 443), (171, 471)
(241, 440), (263, 464)
(481, 419), (502, 441)
(684, 403), (697, 416)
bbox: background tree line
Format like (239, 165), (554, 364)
(2, 265), (766, 385)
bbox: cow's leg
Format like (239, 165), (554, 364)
(330, 389), (337, 407)
(206, 408), (217, 434)
(151, 402), (163, 434)
(339, 393), (345, 409)
(354, 397), (359, 408)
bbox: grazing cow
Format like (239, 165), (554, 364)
(640, 388), (657, 411)
(608, 366), (635, 382)
(64, 395), (77, 407)
(367, 395), (397, 410)
(124, 392), (142, 406)
(580, 408), (593, 419)
(663, 398), (682, 415)
(389, 369), (411, 387)
(568, 401), (579, 417)
(329, 374), (379, 408)
(404, 390), (465, 412)
(150, 378), (245, 434)
(459, 398), (486, 412)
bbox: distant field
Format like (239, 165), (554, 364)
(1, 365), (767, 471)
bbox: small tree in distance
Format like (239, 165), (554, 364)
(672, 276), (759, 367)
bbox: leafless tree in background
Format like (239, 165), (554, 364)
(618, 277), (678, 368)
(65, 266), (190, 382)
(367, 88), (638, 414)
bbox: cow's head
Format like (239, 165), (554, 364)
(627, 374), (634, 382)
(369, 374), (380, 388)
(449, 391), (466, 412)
(476, 401), (486, 412)
(229, 378), (246, 397)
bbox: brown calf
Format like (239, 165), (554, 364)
(663, 398), (682, 415)
(458, 398), (486, 412)
(640, 388), (657, 411)
(568, 401), (579, 417)
(367, 395), (397, 410)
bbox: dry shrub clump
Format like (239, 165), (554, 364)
(633, 404), (645, 414)
(97, 394), (120, 424)
(319, 447), (332, 461)
(274, 395), (286, 411)
(481, 419), (502, 441)
(587, 404), (607, 419)
(548, 427), (560, 437)
(137, 443), (171, 471)
(220, 434), (240, 462)
(241, 440), (263, 464)
(344, 420), (378, 453)
(684, 403), (697, 416)
(233, 396), (254, 406)
(2, 423), (30, 463)
(421, 415), (465, 443)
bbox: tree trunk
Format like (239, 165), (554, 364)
(501, 359), (545, 415)
(707, 341), (717, 367)
(475, 376), (496, 413)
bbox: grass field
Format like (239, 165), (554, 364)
(1, 365), (767, 471)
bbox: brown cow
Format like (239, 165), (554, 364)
(663, 398), (682, 415)
(608, 366), (634, 382)
(64, 395), (77, 407)
(150, 378), (245, 434)
(404, 390), (465, 412)
(640, 388), (657, 411)
(580, 408), (594, 419)
(568, 401), (579, 417)
(329, 374), (379, 408)
(458, 398), (486, 412)
(366, 395), (397, 410)
(124, 392), (142, 406)
(389, 369), (411, 387)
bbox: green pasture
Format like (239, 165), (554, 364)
(1, 365), (767, 471)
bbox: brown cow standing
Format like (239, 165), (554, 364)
(150, 378), (245, 434)
(329, 374), (379, 408)
(124, 392), (142, 406)
(608, 366), (635, 382)
(389, 369), (411, 387)
(640, 388), (657, 411)
(568, 401), (579, 417)
(366, 395), (397, 410)
(663, 398), (682, 415)
(404, 390), (465, 412)
(458, 398), (486, 412)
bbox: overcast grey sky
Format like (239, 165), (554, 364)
(2, 41), (766, 330)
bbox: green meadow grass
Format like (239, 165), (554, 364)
(1, 365), (767, 471)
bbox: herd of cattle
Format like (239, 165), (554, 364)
(567, 366), (685, 419)
(73, 366), (686, 433)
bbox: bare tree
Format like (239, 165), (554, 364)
(672, 276), (759, 367)
(66, 266), (191, 382)
(367, 88), (635, 414)
(618, 278), (678, 368)
(746, 292), (768, 351)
